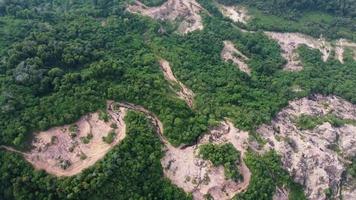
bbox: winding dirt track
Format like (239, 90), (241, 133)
(1, 101), (251, 199)
(0, 145), (27, 155)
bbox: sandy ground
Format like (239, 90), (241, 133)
(161, 121), (251, 200)
(218, 4), (250, 24)
(159, 59), (195, 108)
(126, 0), (205, 34)
(12, 103), (127, 176)
(221, 41), (251, 75)
(257, 95), (356, 200)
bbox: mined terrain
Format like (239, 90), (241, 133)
(218, 7), (356, 71)
(126, 0), (205, 34)
(159, 59), (195, 108)
(6, 103), (127, 176)
(217, 4), (250, 24)
(221, 40), (251, 75)
(258, 95), (356, 199)
(265, 32), (332, 71)
(162, 121), (251, 200)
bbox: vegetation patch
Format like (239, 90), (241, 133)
(236, 151), (306, 200)
(102, 130), (117, 144)
(295, 114), (356, 130)
(199, 143), (241, 181)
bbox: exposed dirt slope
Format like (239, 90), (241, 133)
(257, 95), (356, 200)
(265, 32), (332, 71)
(218, 4), (250, 24)
(335, 39), (356, 63)
(2, 103), (127, 177)
(221, 40), (251, 75)
(162, 121), (251, 200)
(126, 0), (205, 34)
(218, 7), (356, 71)
(159, 59), (195, 108)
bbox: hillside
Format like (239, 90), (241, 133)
(0, 0), (356, 200)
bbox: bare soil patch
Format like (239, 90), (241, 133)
(221, 41), (251, 75)
(335, 39), (356, 63)
(126, 0), (205, 34)
(159, 59), (195, 108)
(266, 33), (356, 70)
(1, 101), (253, 199)
(161, 121), (251, 200)
(218, 4), (250, 24)
(265, 32), (332, 71)
(257, 95), (356, 200)
(3, 103), (127, 177)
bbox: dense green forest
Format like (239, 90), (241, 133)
(0, 0), (356, 199)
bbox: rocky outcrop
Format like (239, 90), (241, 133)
(218, 4), (250, 24)
(126, 0), (205, 34)
(257, 95), (356, 200)
(161, 121), (251, 200)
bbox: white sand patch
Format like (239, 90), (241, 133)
(161, 121), (251, 200)
(159, 59), (195, 108)
(126, 0), (205, 34)
(218, 4), (250, 24)
(257, 95), (356, 200)
(221, 41), (251, 75)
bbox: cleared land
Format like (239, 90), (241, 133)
(31, 104), (127, 176)
(126, 0), (205, 34)
(221, 40), (251, 75)
(159, 59), (195, 108)
(1, 103), (127, 177)
(265, 32), (332, 71)
(1, 101), (252, 200)
(258, 95), (356, 200)
(162, 121), (251, 200)
(218, 6), (356, 71)
(217, 4), (250, 24)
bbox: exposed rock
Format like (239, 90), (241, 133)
(126, 0), (205, 34)
(265, 32), (332, 71)
(273, 187), (289, 200)
(161, 121), (251, 200)
(218, 4), (250, 24)
(258, 95), (356, 200)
